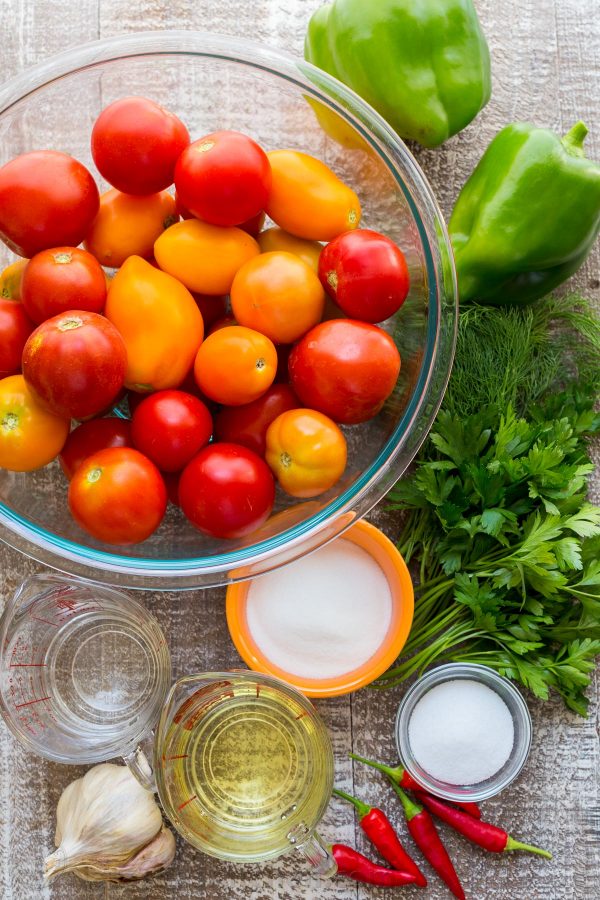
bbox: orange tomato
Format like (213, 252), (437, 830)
(0, 259), (27, 300)
(265, 407), (347, 498)
(265, 150), (361, 241)
(0, 374), (70, 471)
(257, 227), (322, 272)
(105, 256), (204, 392)
(154, 219), (259, 294)
(231, 251), (325, 344)
(194, 326), (277, 406)
(84, 188), (177, 268)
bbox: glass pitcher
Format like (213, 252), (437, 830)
(152, 672), (337, 876)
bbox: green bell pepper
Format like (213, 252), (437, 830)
(450, 121), (600, 306)
(304, 0), (491, 149)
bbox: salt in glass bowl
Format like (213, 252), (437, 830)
(0, 31), (456, 589)
(395, 663), (533, 802)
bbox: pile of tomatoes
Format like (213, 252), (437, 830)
(0, 96), (410, 545)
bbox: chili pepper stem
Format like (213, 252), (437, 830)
(332, 788), (371, 819)
(562, 121), (588, 156)
(505, 836), (552, 859)
(349, 753), (401, 781)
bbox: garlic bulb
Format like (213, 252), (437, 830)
(44, 763), (163, 881)
(73, 825), (176, 883)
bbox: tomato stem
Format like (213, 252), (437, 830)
(1, 412), (18, 432)
(86, 467), (102, 483)
(53, 251), (72, 264)
(280, 451), (293, 469)
(58, 316), (83, 332)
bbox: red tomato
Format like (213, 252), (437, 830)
(275, 343), (293, 383)
(59, 417), (132, 479)
(68, 446), (167, 544)
(162, 471), (181, 507)
(0, 298), (34, 378)
(175, 131), (271, 227)
(22, 311), (127, 420)
(179, 443), (275, 539)
(288, 319), (401, 424)
(239, 210), (266, 238)
(318, 229), (410, 322)
(192, 293), (228, 330)
(91, 96), (189, 194)
(21, 247), (106, 324)
(131, 390), (213, 472)
(214, 384), (299, 456)
(0, 151), (99, 258)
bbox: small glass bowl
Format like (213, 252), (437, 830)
(395, 663), (532, 802)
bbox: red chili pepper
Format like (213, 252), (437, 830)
(350, 753), (481, 818)
(417, 793), (552, 858)
(332, 843), (419, 886)
(390, 781), (466, 900)
(333, 788), (426, 886)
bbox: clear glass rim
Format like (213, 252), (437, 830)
(0, 31), (458, 586)
(395, 662), (533, 803)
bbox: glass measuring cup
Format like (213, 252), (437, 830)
(154, 672), (337, 876)
(0, 574), (171, 770)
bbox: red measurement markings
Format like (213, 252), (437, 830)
(9, 663), (47, 667)
(165, 754), (189, 760)
(15, 695), (51, 709)
(294, 711), (309, 720)
(28, 614), (59, 627)
(256, 684), (261, 697)
(177, 794), (197, 811)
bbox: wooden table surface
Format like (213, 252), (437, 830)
(0, 1), (598, 898)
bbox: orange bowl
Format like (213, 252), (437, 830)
(226, 519), (414, 697)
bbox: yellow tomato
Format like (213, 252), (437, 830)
(231, 251), (325, 344)
(257, 227), (322, 272)
(84, 189), (177, 268)
(105, 256), (204, 392)
(265, 408), (347, 498)
(0, 374), (70, 471)
(154, 219), (260, 294)
(265, 150), (361, 241)
(194, 326), (277, 406)
(0, 259), (28, 300)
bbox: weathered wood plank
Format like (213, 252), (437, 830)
(0, 1), (598, 898)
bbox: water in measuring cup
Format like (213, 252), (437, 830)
(1, 582), (170, 763)
(160, 679), (332, 861)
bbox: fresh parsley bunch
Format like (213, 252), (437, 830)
(382, 296), (600, 714)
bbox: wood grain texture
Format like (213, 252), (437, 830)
(0, 0), (598, 898)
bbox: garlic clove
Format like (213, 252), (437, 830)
(44, 763), (163, 881)
(73, 825), (176, 883)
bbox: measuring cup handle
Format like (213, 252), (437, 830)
(123, 731), (156, 793)
(287, 824), (337, 878)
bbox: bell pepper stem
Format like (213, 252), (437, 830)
(505, 836), (552, 859)
(349, 752), (403, 782)
(562, 121), (588, 157)
(332, 788), (371, 820)
(387, 778), (422, 822)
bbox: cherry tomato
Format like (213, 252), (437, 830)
(257, 227), (322, 272)
(0, 151), (99, 258)
(265, 408), (347, 498)
(265, 150), (360, 241)
(194, 326), (277, 406)
(105, 256), (204, 392)
(84, 189), (178, 267)
(59, 417), (132, 479)
(131, 390), (213, 472)
(179, 443), (275, 539)
(22, 311), (127, 420)
(0, 298), (34, 378)
(175, 131), (271, 227)
(21, 247), (106, 324)
(154, 219), (259, 294)
(192, 293), (228, 330)
(0, 259), (27, 300)
(0, 374), (69, 471)
(289, 319), (401, 424)
(68, 446), (167, 544)
(318, 229), (410, 322)
(91, 96), (189, 194)
(214, 384), (299, 456)
(230, 251), (325, 344)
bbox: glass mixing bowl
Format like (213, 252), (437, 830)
(0, 31), (457, 589)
